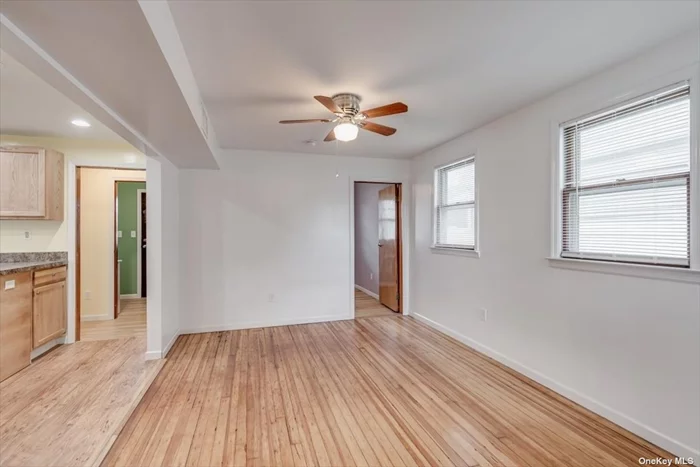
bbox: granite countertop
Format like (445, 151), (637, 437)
(0, 252), (68, 276)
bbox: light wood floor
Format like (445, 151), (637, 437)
(103, 316), (672, 467)
(0, 337), (163, 467)
(354, 288), (395, 319)
(82, 298), (146, 341)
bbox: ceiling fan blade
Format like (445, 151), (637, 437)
(360, 121), (396, 136)
(315, 95), (342, 114)
(324, 128), (337, 142)
(361, 102), (408, 119)
(279, 119), (332, 124)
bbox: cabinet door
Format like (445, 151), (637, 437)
(0, 150), (46, 217)
(0, 272), (32, 382)
(33, 281), (66, 349)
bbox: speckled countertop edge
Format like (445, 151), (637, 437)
(0, 252), (68, 276)
(0, 260), (68, 275)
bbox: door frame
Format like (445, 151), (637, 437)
(136, 188), (146, 298)
(72, 164), (145, 342)
(350, 179), (407, 319)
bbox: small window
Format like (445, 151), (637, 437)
(434, 157), (476, 250)
(560, 83), (691, 267)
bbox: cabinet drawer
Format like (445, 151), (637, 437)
(34, 267), (67, 287)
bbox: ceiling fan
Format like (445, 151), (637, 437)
(279, 94), (407, 142)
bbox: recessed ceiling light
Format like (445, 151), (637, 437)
(71, 119), (91, 127)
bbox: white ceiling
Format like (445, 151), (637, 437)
(170, 0), (699, 159)
(0, 49), (123, 142)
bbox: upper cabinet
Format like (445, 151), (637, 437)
(0, 147), (64, 220)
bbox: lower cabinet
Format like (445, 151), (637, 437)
(33, 280), (67, 348)
(0, 272), (33, 382)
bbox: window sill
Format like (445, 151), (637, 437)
(431, 247), (480, 258)
(547, 257), (700, 284)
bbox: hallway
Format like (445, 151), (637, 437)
(81, 299), (146, 341)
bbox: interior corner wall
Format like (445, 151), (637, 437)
(410, 32), (700, 458)
(354, 182), (392, 295)
(178, 150), (411, 333)
(146, 155), (180, 358)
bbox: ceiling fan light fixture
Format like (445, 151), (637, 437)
(334, 122), (358, 142)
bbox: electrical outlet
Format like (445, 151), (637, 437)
(24, 231), (31, 240)
(130, 231), (136, 238)
(4, 280), (16, 290)
(117, 231), (122, 238)
(479, 308), (488, 322)
(85, 290), (92, 300)
(370, 273), (374, 280)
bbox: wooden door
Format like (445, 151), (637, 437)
(0, 149), (45, 217)
(378, 185), (400, 312)
(0, 272), (32, 382)
(33, 281), (67, 348)
(140, 191), (147, 298)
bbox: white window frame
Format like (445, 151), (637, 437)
(549, 68), (700, 283)
(431, 155), (480, 258)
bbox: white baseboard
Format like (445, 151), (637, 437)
(354, 284), (379, 300)
(120, 294), (139, 299)
(411, 312), (699, 460)
(162, 330), (179, 358)
(30, 337), (65, 360)
(81, 314), (111, 322)
(180, 314), (351, 335)
(144, 330), (181, 360)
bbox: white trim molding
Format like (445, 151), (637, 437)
(30, 337), (64, 360)
(547, 257), (700, 284)
(354, 284), (379, 300)
(120, 293), (139, 299)
(411, 312), (700, 460)
(430, 246), (480, 258)
(180, 315), (351, 335)
(80, 314), (112, 322)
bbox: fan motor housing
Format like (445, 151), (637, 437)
(332, 93), (361, 116)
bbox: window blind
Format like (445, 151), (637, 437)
(561, 83), (691, 267)
(434, 158), (475, 249)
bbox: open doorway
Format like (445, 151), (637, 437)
(353, 182), (403, 319)
(76, 167), (146, 341)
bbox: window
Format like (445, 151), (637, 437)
(434, 157), (476, 250)
(560, 83), (691, 267)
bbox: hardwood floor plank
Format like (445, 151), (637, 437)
(0, 337), (162, 467)
(103, 317), (677, 467)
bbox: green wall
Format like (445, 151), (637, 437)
(117, 182), (146, 295)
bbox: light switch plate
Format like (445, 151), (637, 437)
(130, 231), (136, 238)
(117, 231), (123, 238)
(4, 280), (16, 290)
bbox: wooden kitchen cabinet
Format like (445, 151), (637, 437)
(32, 274), (67, 349)
(0, 146), (64, 220)
(0, 272), (33, 382)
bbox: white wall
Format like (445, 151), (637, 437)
(0, 135), (144, 252)
(411, 32), (700, 459)
(145, 156), (180, 359)
(179, 150), (411, 333)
